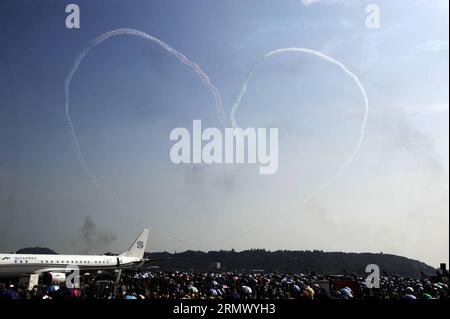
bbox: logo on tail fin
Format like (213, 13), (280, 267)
(120, 229), (149, 259)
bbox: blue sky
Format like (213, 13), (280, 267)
(0, 0), (448, 266)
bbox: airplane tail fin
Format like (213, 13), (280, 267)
(119, 229), (149, 259)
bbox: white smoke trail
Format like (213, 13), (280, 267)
(221, 48), (370, 244)
(66, 31), (369, 247)
(231, 48), (369, 203)
(65, 28), (226, 225)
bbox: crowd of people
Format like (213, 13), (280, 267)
(1, 271), (448, 300)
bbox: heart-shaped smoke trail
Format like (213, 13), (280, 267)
(224, 48), (370, 242)
(65, 29), (369, 248)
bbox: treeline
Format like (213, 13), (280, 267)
(145, 249), (436, 278)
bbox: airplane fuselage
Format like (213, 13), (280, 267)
(0, 229), (149, 279)
(0, 253), (142, 278)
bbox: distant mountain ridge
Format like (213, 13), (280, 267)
(15, 247), (58, 255)
(145, 250), (437, 278)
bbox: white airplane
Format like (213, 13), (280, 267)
(0, 229), (149, 284)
